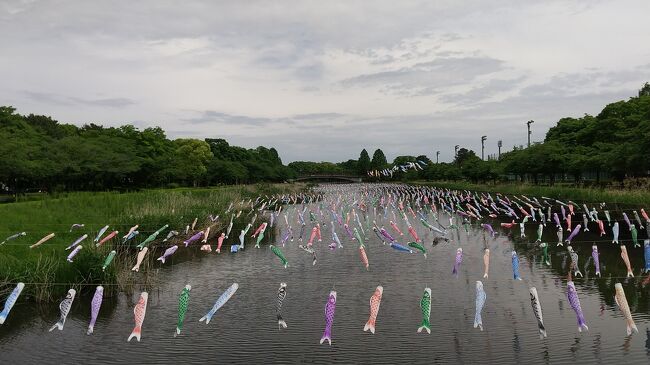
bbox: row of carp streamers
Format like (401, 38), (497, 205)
(367, 160), (427, 178)
(2, 184), (650, 342)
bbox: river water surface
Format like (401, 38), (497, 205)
(1, 191), (649, 364)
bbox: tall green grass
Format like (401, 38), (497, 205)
(0, 184), (303, 301)
(413, 181), (650, 206)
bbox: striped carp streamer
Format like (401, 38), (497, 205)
(270, 245), (289, 268)
(66, 234), (87, 251)
(87, 286), (104, 335)
(183, 231), (204, 247)
(408, 241), (427, 257)
(298, 244), (317, 266)
(175, 285), (191, 337)
(1, 231), (26, 246)
(30, 233), (55, 249)
(131, 247), (149, 272)
(102, 250), (117, 271)
(199, 283), (238, 324)
(49, 289), (76, 332)
(529, 287), (547, 338)
(417, 288), (432, 334)
(567, 281), (588, 332)
(157, 245), (178, 264)
(567, 246), (583, 277)
(620, 245), (634, 278)
(123, 225), (139, 242)
(216, 233), (225, 253)
(94, 225), (109, 243)
(359, 245), (369, 270)
(512, 251), (522, 280)
(390, 242), (412, 253)
(97, 230), (119, 247)
(137, 224), (168, 250)
(645, 240), (650, 273)
(613, 283), (638, 336)
(128, 292), (149, 342)
(612, 222), (620, 244)
(0, 282), (25, 324)
(320, 291), (337, 345)
(363, 286), (383, 334)
(474, 281), (486, 331)
(592, 245), (601, 277)
(276, 283), (288, 330)
(67, 245), (83, 262)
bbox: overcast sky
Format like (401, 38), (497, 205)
(2, 0), (649, 163)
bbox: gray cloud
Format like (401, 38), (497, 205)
(69, 97), (135, 107)
(439, 76), (527, 105)
(2, 1), (649, 164)
(340, 56), (505, 95)
(183, 111), (273, 126)
(23, 91), (135, 108)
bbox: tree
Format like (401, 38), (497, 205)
(639, 82), (650, 97)
(454, 148), (478, 165)
(167, 139), (213, 186)
(358, 149), (370, 174)
(370, 149), (387, 170)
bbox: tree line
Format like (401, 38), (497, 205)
(0, 106), (294, 193)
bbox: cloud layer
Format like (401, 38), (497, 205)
(2, 0), (649, 163)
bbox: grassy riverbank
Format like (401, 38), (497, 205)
(413, 181), (650, 206)
(0, 183), (303, 301)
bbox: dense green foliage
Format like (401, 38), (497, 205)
(375, 87), (650, 186)
(357, 149), (370, 174)
(0, 107), (295, 194)
(370, 148), (388, 170)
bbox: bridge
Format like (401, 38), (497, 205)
(290, 174), (363, 183)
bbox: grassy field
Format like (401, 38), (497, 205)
(0, 183), (303, 301)
(413, 181), (650, 206)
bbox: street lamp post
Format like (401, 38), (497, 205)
(436, 151), (440, 164)
(527, 120), (534, 148)
(481, 136), (487, 160)
(497, 140), (502, 160)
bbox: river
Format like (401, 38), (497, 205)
(1, 186), (649, 364)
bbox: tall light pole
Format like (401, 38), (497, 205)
(436, 151), (440, 164)
(527, 120), (534, 148)
(497, 140), (502, 160)
(481, 136), (487, 160)
(454, 145), (459, 161)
